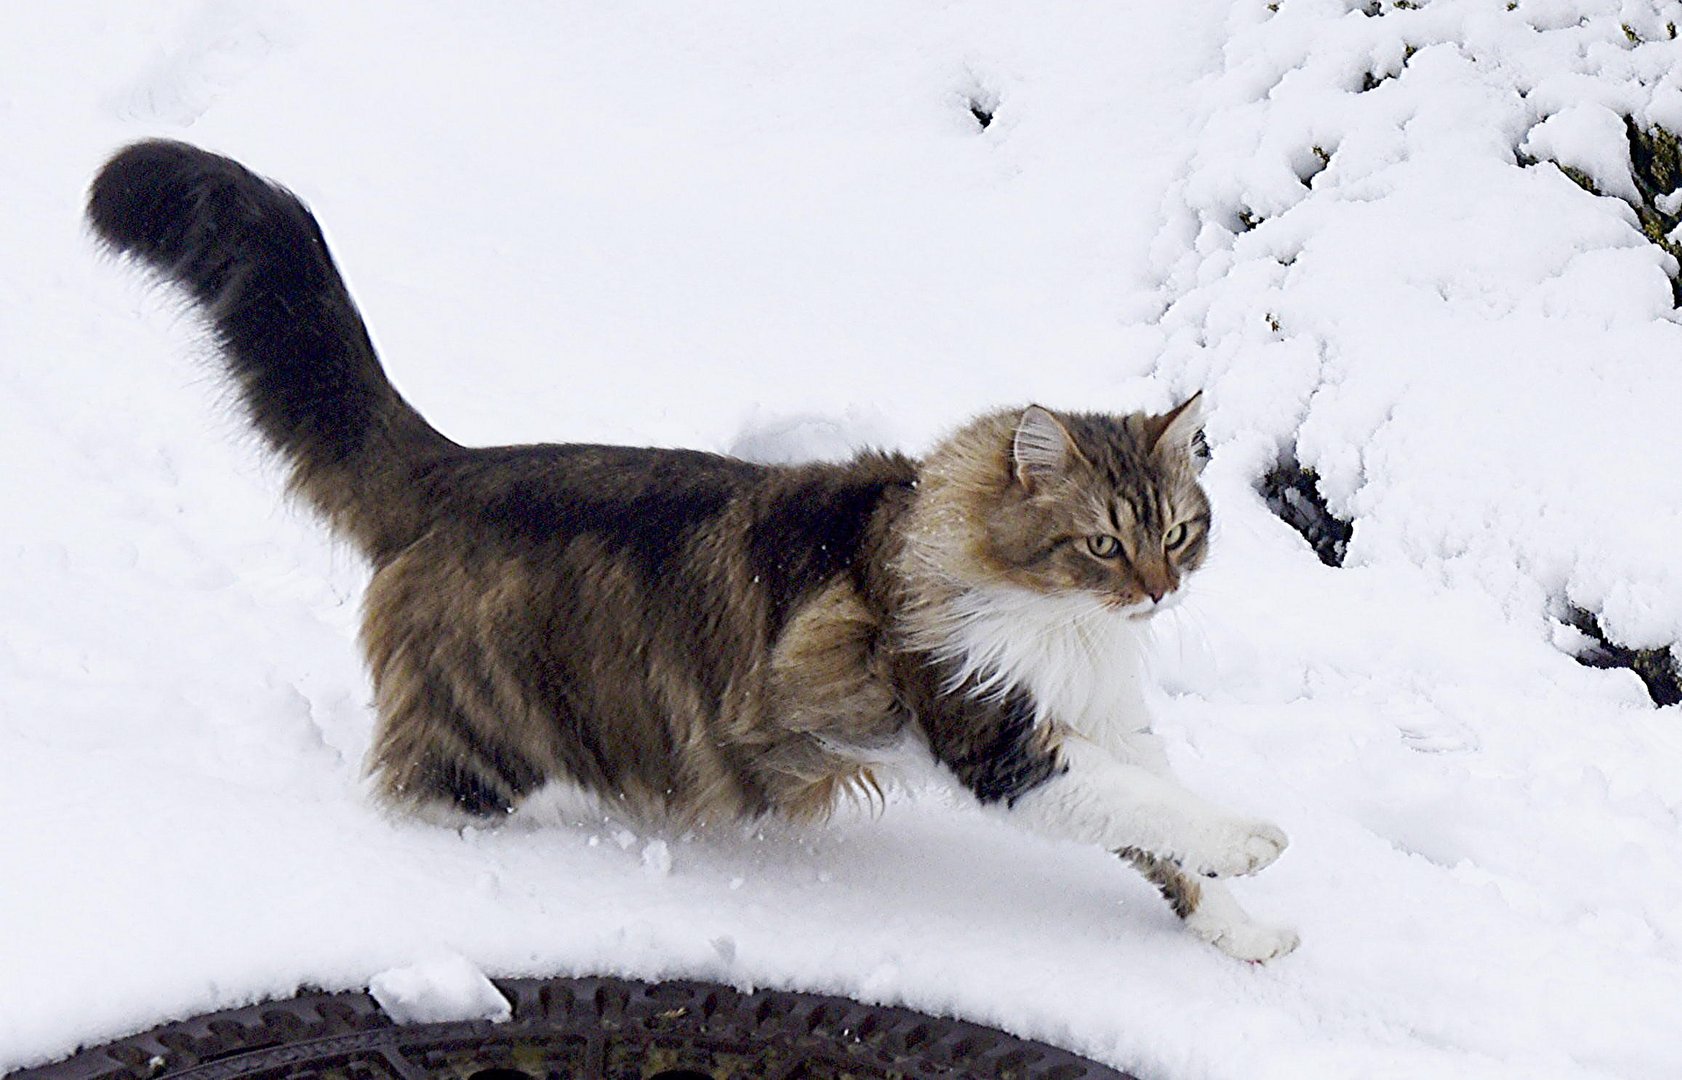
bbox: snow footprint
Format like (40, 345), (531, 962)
(111, 3), (293, 126)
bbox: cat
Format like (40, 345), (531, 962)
(87, 140), (1297, 961)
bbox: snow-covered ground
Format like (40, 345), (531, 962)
(4, 4), (1681, 1078)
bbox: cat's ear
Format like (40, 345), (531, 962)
(1012, 406), (1079, 490)
(1147, 392), (1207, 470)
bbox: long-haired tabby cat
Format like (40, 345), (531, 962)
(87, 140), (1296, 961)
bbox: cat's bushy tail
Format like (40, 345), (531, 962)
(87, 139), (452, 561)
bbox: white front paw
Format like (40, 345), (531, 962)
(1179, 817), (1288, 879)
(1190, 912), (1300, 963)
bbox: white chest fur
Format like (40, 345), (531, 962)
(931, 587), (1155, 752)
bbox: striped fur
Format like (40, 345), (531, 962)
(88, 140), (1295, 959)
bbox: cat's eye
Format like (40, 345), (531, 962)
(1163, 523), (1188, 550)
(1087, 534), (1122, 559)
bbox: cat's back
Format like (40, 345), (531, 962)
(411, 441), (765, 563)
(391, 439), (918, 637)
(408, 441), (914, 563)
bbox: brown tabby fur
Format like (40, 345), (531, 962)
(86, 141), (1255, 949)
(353, 402), (1207, 829)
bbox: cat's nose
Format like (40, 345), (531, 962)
(1146, 586), (1166, 604)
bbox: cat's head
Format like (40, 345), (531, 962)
(915, 395), (1211, 618)
(996, 395), (1210, 615)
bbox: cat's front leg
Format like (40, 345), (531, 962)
(1122, 847), (1300, 961)
(1103, 727), (1299, 959)
(1008, 735), (1288, 879)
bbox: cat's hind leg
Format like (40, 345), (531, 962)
(367, 657), (549, 820)
(361, 550), (555, 822)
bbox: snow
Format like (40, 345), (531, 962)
(642, 839), (674, 879)
(369, 952), (512, 1025)
(3, 3), (1680, 1080)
